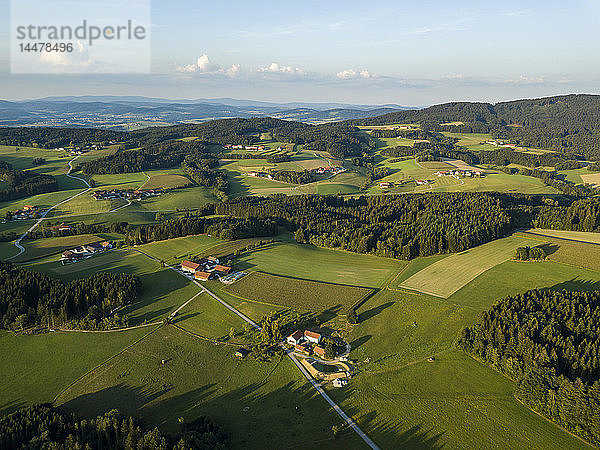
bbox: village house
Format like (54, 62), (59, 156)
(287, 330), (305, 346)
(313, 346), (326, 358)
(379, 182), (392, 189)
(194, 271), (211, 281)
(294, 343), (311, 355)
(181, 260), (200, 273)
(304, 330), (321, 344)
(214, 264), (231, 274)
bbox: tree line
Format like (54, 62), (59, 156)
(0, 262), (140, 331)
(0, 161), (58, 202)
(0, 404), (227, 450)
(458, 289), (600, 445)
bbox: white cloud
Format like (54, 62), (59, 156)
(504, 75), (546, 85)
(37, 40), (97, 72)
(176, 53), (220, 73)
(336, 69), (375, 80)
(257, 63), (305, 76)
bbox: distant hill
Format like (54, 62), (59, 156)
(354, 94), (600, 159)
(0, 97), (413, 128)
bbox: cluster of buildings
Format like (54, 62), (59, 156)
(10, 205), (40, 220)
(246, 171), (273, 179)
(309, 166), (346, 175)
(379, 181), (393, 189)
(49, 222), (72, 233)
(415, 179), (430, 185)
(485, 140), (516, 148)
(223, 144), (266, 151)
(60, 241), (112, 264)
(434, 170), (483, 179)
(91, 189), (162, 201)
(287, 329), (327, 358)
(181, 257), (232, 282)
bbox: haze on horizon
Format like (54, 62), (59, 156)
(0, 0), (599, 106)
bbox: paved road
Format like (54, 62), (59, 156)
(8, 156), (91, 260)
(131, 248), (378, 449)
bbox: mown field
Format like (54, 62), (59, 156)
(225, 271), (373, 311)
(0, 328), (151, 417)
(13, 234), (104, 262)
(235, 239), (405, 288)
(55, 326), (362, 449)
(400, 235), (532, 297)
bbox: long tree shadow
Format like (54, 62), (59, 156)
(349, 334), (371, 351)
(544, 278), (600, 292)
(358, 301), (394, 322)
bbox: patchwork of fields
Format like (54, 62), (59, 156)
(400, 235), (531, 297)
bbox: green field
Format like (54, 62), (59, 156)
(55, 326), (362, 449)
(400, 235), (532, 297)
(225, 271), (373, 311)
(13, 234), (104, 262)
(234, 239), (405, 288)
(0, 328), (150, 417)
(141, 173), (191, 190)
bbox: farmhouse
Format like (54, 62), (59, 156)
(214, 264), (231, 274)
(314, 346), (326, 358)
(379, 182), (392, 189)
(304, 330), (321, 344)
(287, 330), (305, 346)
(332, 378), (348, 388)
(181, 260), (200, 273)
(194, 271), (211, 281)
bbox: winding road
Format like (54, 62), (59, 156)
(8, 155), (91, 260)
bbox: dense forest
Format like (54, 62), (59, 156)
(213, 193), (518, 259)
(0, 262), (140, 330)
(458, 289), (600, 445)
(0, 404), (227, 450)
(0, 161), (58, 202)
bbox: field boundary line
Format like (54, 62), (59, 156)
(51, 324), (162, 405)
(169, 323), (244, 347)
(254, 270), (375, 290)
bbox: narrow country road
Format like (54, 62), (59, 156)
(8, 155), (91, 260)
(131, 248), (379, 449)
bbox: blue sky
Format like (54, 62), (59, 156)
(1, 0), (599, 105)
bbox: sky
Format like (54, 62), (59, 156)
(1, 0), (599, 106)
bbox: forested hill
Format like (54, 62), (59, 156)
(353, 94), (600, 159)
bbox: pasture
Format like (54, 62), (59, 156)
(225, 271), (374, 311)
(580, 173), (600, 188)
(0, 328), (150, 417)
(400, 235), (531, 297)
(13, 234), (104, 262)
(172, 292), (246, 339)
(140, 173), (191, 190)
(234, 240), (405, 288)
(55, 326), (362, 449)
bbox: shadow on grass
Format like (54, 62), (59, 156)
(358, 301), (395, 323)
(538, 243), (560, 256)
(349, 335), (371, 351)
(545, 278), (600, 292)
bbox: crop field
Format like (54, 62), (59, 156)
(580, 173), (600, 187)
(13, 234), (104, 262)
(137, 234), (222, 264)
(140, 174), (191, 190)
(440, 132), (492, 147)
(400, 235), (532, 297)
(225, 271), (374, 311)
(127, 186), (216, 211)
(0, 328), (150, 417)
(234, 240), (405, 288)
(418, 161), (453, 169)
(55, 326), (362, 449)
(449, 259), (600, 310)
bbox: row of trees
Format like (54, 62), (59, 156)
(124, 216), (278, 246)
(0, 404), (227, 449)
(458, 289), (600, 445)
(0, 262), (140, 331)
(514, 246), (546, 260)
